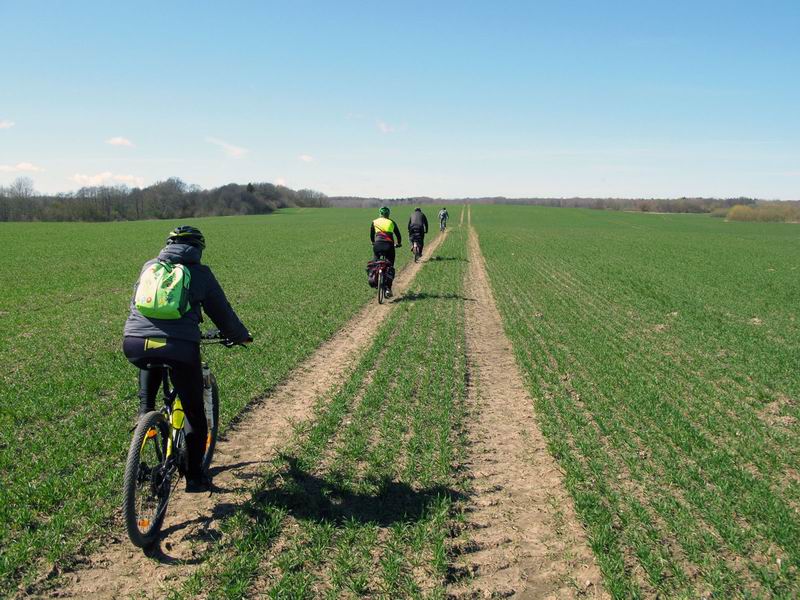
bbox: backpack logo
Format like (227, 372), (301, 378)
(134, 261), (191, 320)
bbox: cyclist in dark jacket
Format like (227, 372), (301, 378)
(123, 225), (252, 492)
(370, 206), (402, 296)
(407, 207), (429, 257)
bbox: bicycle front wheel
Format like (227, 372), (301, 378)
(122, 411), (172, 548)
(201, 374), (219, 473)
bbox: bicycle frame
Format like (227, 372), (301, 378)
(374, 256), (392, 303)
(375, 258), (391, 279)
(142, 372), (184, 471)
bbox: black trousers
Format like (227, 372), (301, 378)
(373, 241), (395, 265)
(372, 241), (395, 289)
(123, 336), (207, 479)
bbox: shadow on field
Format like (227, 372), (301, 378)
(249, 456), (462, 527)
(394, 291), (475, 303)
(209, 459), (265, 481)
(428, 255), (468, 262)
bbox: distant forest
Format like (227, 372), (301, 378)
(328, 194), (799, 222)
(1, 175), (797, 222)
(0, 177), (328, 222)
(328, 194), (757, 213)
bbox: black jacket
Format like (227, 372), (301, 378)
(123, 244), (250, 344)
(408, 210), (428, 235)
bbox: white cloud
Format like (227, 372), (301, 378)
(0, 120), (15, 129)
(376, 120), (408, 134)
(71, 172), (144, 187)
(112, 174), (145, 186)
(298, 154), (314, 163)
(0, 162), (43, 172)
(206, 137), (248, 158)
(377, 120), (396, 134)
(106, 136), (134, 147)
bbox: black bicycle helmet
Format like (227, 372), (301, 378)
(167, 225), (206, 249)
(379, 206), (390, 217)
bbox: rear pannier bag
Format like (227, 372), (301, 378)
(366, 261), (379, 288)
(366, 261), (395, 288)
(134, 260), (192, 319)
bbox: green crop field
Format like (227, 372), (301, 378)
(474, 205), (800, 598)
(2, 204), (799, 599)
(0, 208), (416, 596)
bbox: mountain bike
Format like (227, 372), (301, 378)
(439, 219), (447, 232)
(373, 256), (393, 304)
(411, 240), (422, 263)
(122, 330), (240, 548)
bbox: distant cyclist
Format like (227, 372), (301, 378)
(407, 207), (429, 258)
(370, 206), (402, 297)
(438, 207), (449, 231)
(122, 225), (252, 493)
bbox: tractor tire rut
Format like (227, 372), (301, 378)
(449, 222), (607, 599)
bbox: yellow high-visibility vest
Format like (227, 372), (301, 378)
(373, 217), (395, 242)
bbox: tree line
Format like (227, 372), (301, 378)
(326, 194), (762, 213)
(2, 175), (796, 222)
(328, 194), (799, 222)
(0, 177), (328, 222)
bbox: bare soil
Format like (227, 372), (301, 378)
(449, 225), (607, 599)
(26, 230), (450, 600)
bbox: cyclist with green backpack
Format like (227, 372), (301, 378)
(122, 225), (252, 493)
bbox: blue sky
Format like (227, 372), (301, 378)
(1, 1), (798, 198)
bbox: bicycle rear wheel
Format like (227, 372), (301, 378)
(201, 374), (219, 473)
(377, 271), (385, 304)
(122, 411), (172, 548)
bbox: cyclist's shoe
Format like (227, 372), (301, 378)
(385, 288), (393, 298)
(185, 474), (212, 494)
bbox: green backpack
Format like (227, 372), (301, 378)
(134, 260), (192, 320)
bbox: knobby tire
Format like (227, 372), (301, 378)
(201, 375), (220, 473)
(122, 411), (171, 548)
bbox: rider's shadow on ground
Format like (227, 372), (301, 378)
(247, 456), (463, 527)
(393, 291), (475, 303)
(428, 255), (468, 262)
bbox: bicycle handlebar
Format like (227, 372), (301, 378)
(201, 329), (253, 348)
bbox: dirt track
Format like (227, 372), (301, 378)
(449, 216), (607, 599)
(28, 230), (449, 600)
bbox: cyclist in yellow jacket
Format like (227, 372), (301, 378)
(370, 206), (402, 296)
